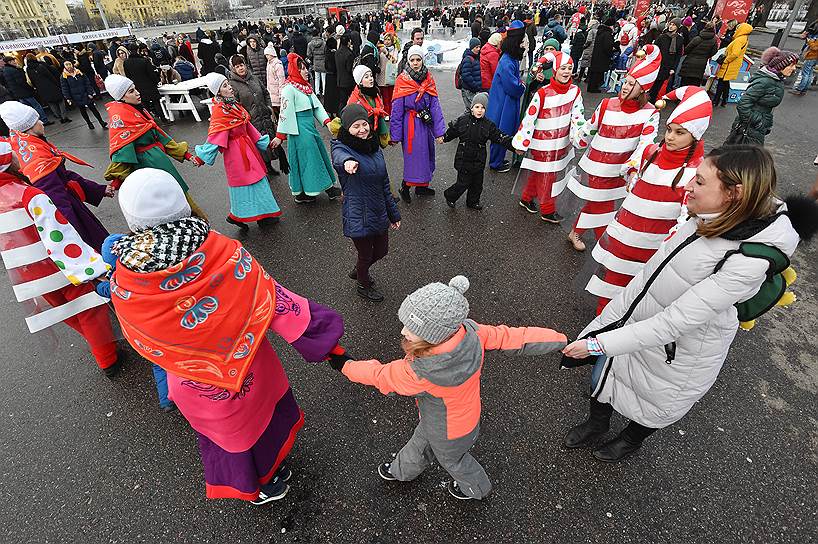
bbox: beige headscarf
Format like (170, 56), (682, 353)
(113, 46), (129, 76)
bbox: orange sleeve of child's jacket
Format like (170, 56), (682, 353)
(342, 358), (431, 396)
(476, 323), (568, 356)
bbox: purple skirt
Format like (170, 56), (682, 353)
(198, 388), (303, 500)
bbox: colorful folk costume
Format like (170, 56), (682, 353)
(108, 171), (344, 501)
(195, 73), (281, 228)
(569, 45), (662, 242)
(0, 140), (117, 372)
(348, 65), (390, 147)
(389, 45), (446, 191)
(587, 86), (712, 312)
(276, 53), (336, 198)
(486, 21), (527, 171)
(513, 52), (585, 218)
(102, 74), (207, 219)
(0, 101), (110, 251)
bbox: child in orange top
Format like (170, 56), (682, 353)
(328, 275), (567, 500)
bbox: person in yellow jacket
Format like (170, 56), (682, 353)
(712, 22), (753, 107)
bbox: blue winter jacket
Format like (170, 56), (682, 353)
(460, 49), (483, 92)
(60, 72), (96, 106)
(331, 139), (401, 239)
(544, 20), (568, 44)
(487, 54), (525, 136)
(174, 59), (196, 81)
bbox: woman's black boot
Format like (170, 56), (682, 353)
(563, 398), (613, 449)
(592, 422), (657, 463)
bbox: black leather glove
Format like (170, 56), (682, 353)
(328, 352), (352, 372)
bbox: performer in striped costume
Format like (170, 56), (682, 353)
(568, 45), (662, 251)
(0, 140), (120, 374)
(586, 86), (713, 312)
(513, 51), (585, 223)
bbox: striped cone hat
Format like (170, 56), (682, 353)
(543, 50), (573, 69)
(661, 86), (712, 140)
(628, 44), (662, 91)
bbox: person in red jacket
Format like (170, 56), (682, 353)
(328, 275), (567, 501)
(479, 32), (502, 90)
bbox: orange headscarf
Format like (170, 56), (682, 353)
(106, 101), (168, 156)
(10, 131), (91, 183)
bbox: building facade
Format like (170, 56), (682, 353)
(84, 0), (208, 27)
(0, 0), (50, 39)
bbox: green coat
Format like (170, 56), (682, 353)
(732, 69), (784, 145)
(105, 128), (190, 191)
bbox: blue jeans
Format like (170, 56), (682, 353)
(590, 355), (607, 393)
(151, 364), (172, 408)
(794, 59), (816, 92)
(19, 97), (48, 123)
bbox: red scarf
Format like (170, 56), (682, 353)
(392, 72), (438, 154)
(548, 77), (573, 94)
(349, 86), (387, 130)
(10, 131), (91, 183)
(284, 52), (313, 94)
(106, 101), (168, 156)
(110, 232), (278, 392)
(207, 99), (250, 136)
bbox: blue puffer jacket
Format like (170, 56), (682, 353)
(174, 59), (196, 81)
(60, 71), (96, 106)
(331, 138), (401, 239)
(544, 20), (568, 44)
(460, 49), (483, 92)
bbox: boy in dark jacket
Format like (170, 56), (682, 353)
(442, 93), (518, 210)
(459, 38), (483, 112)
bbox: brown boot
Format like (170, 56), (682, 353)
(568, 230), (586, 252)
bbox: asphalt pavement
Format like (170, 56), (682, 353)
(0, 68), (816, 544)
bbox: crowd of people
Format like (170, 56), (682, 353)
(0, 0), (817, 508)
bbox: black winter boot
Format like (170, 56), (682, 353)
(563, 398), (613, 449)
(592, 421), (657, 463)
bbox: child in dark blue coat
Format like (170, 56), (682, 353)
(331, 104), (401, 303)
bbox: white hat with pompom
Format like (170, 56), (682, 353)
(398, 275), (471, 344)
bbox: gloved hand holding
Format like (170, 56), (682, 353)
(328, 352), (352, 371)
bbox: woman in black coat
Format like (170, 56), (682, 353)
(679, 26), (718, 87)
(587, 20), (616, 93)
(198, 31), (219, 75)
(123, 48), (167, 122)
(335, 35), (355, 113)
(25, 56), (69, 123)
(324, 31), (341, 117)
(221, 31), (238, 58)
(61, 61), (106, 129)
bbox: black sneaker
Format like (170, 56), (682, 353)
(275, 463), (292, 482)
(519, 200), (538, 214)
(102, 357), (123, 379)
(60, 118), (70, 124)
(415, 186), (436, 196)
(294, 193), (317, 203)
(445, 198), (456, 208)
(447, 481), (474, 500)
(160, 402), (177, 413)
(251, 475), (289, 505)
(399, 184), (412, 204)
(378, 462), (397, 481)
(541, 212), (563, 224)
(226, 216), (249, 231)
(357, 283), (384, 302)
(347, 269), (375, 286)
(326, 186), (342, 200)
(491, 160), (511, 173)
(466, 203), (484, 210)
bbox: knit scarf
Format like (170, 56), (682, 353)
(549, 77), (573, 94)
(113, 217), (210, 273)
(339, 127), (379, 154)
(406, 63), (428, 83)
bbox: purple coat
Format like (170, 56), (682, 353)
(34, 165), (109, 251)
(389, 90), (445, 186)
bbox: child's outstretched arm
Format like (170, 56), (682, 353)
(476, 323), (568, 356)
(331, 356), (430, 397)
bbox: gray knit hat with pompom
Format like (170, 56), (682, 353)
(398, 276), (470, 344)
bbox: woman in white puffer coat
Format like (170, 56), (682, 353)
(561, 145), (815, 463)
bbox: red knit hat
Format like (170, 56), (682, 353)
(628, 44), (662, 91)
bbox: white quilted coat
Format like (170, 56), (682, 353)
(579, 207), (800, 428)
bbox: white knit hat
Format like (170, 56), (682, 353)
(659, 85), (712, 140)
(336, 25), (345, 35)
(118, 168), (191, 231)
(407, 44), (425, 60)
(263, 43), (277, 57)
(205, 72), (227, 96)
(105, 74), (134, 101)
(353, 65), (372, 85)
(0, 101), (39, 132)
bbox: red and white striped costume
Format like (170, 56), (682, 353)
(586, 86), (713, 310)
(513, 52), (584, 214)
(569, 98), (659, 237)
(0, 140), (117, 368)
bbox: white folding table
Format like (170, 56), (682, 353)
(158, 76), (210, 122)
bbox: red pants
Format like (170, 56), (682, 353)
(380, 85), (394, 113)
(42, 284), (117, 368)
(521, 172), (556, 214)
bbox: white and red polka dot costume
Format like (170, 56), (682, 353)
(513, 52), (584, 215)
(0, 141), (116, 368)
